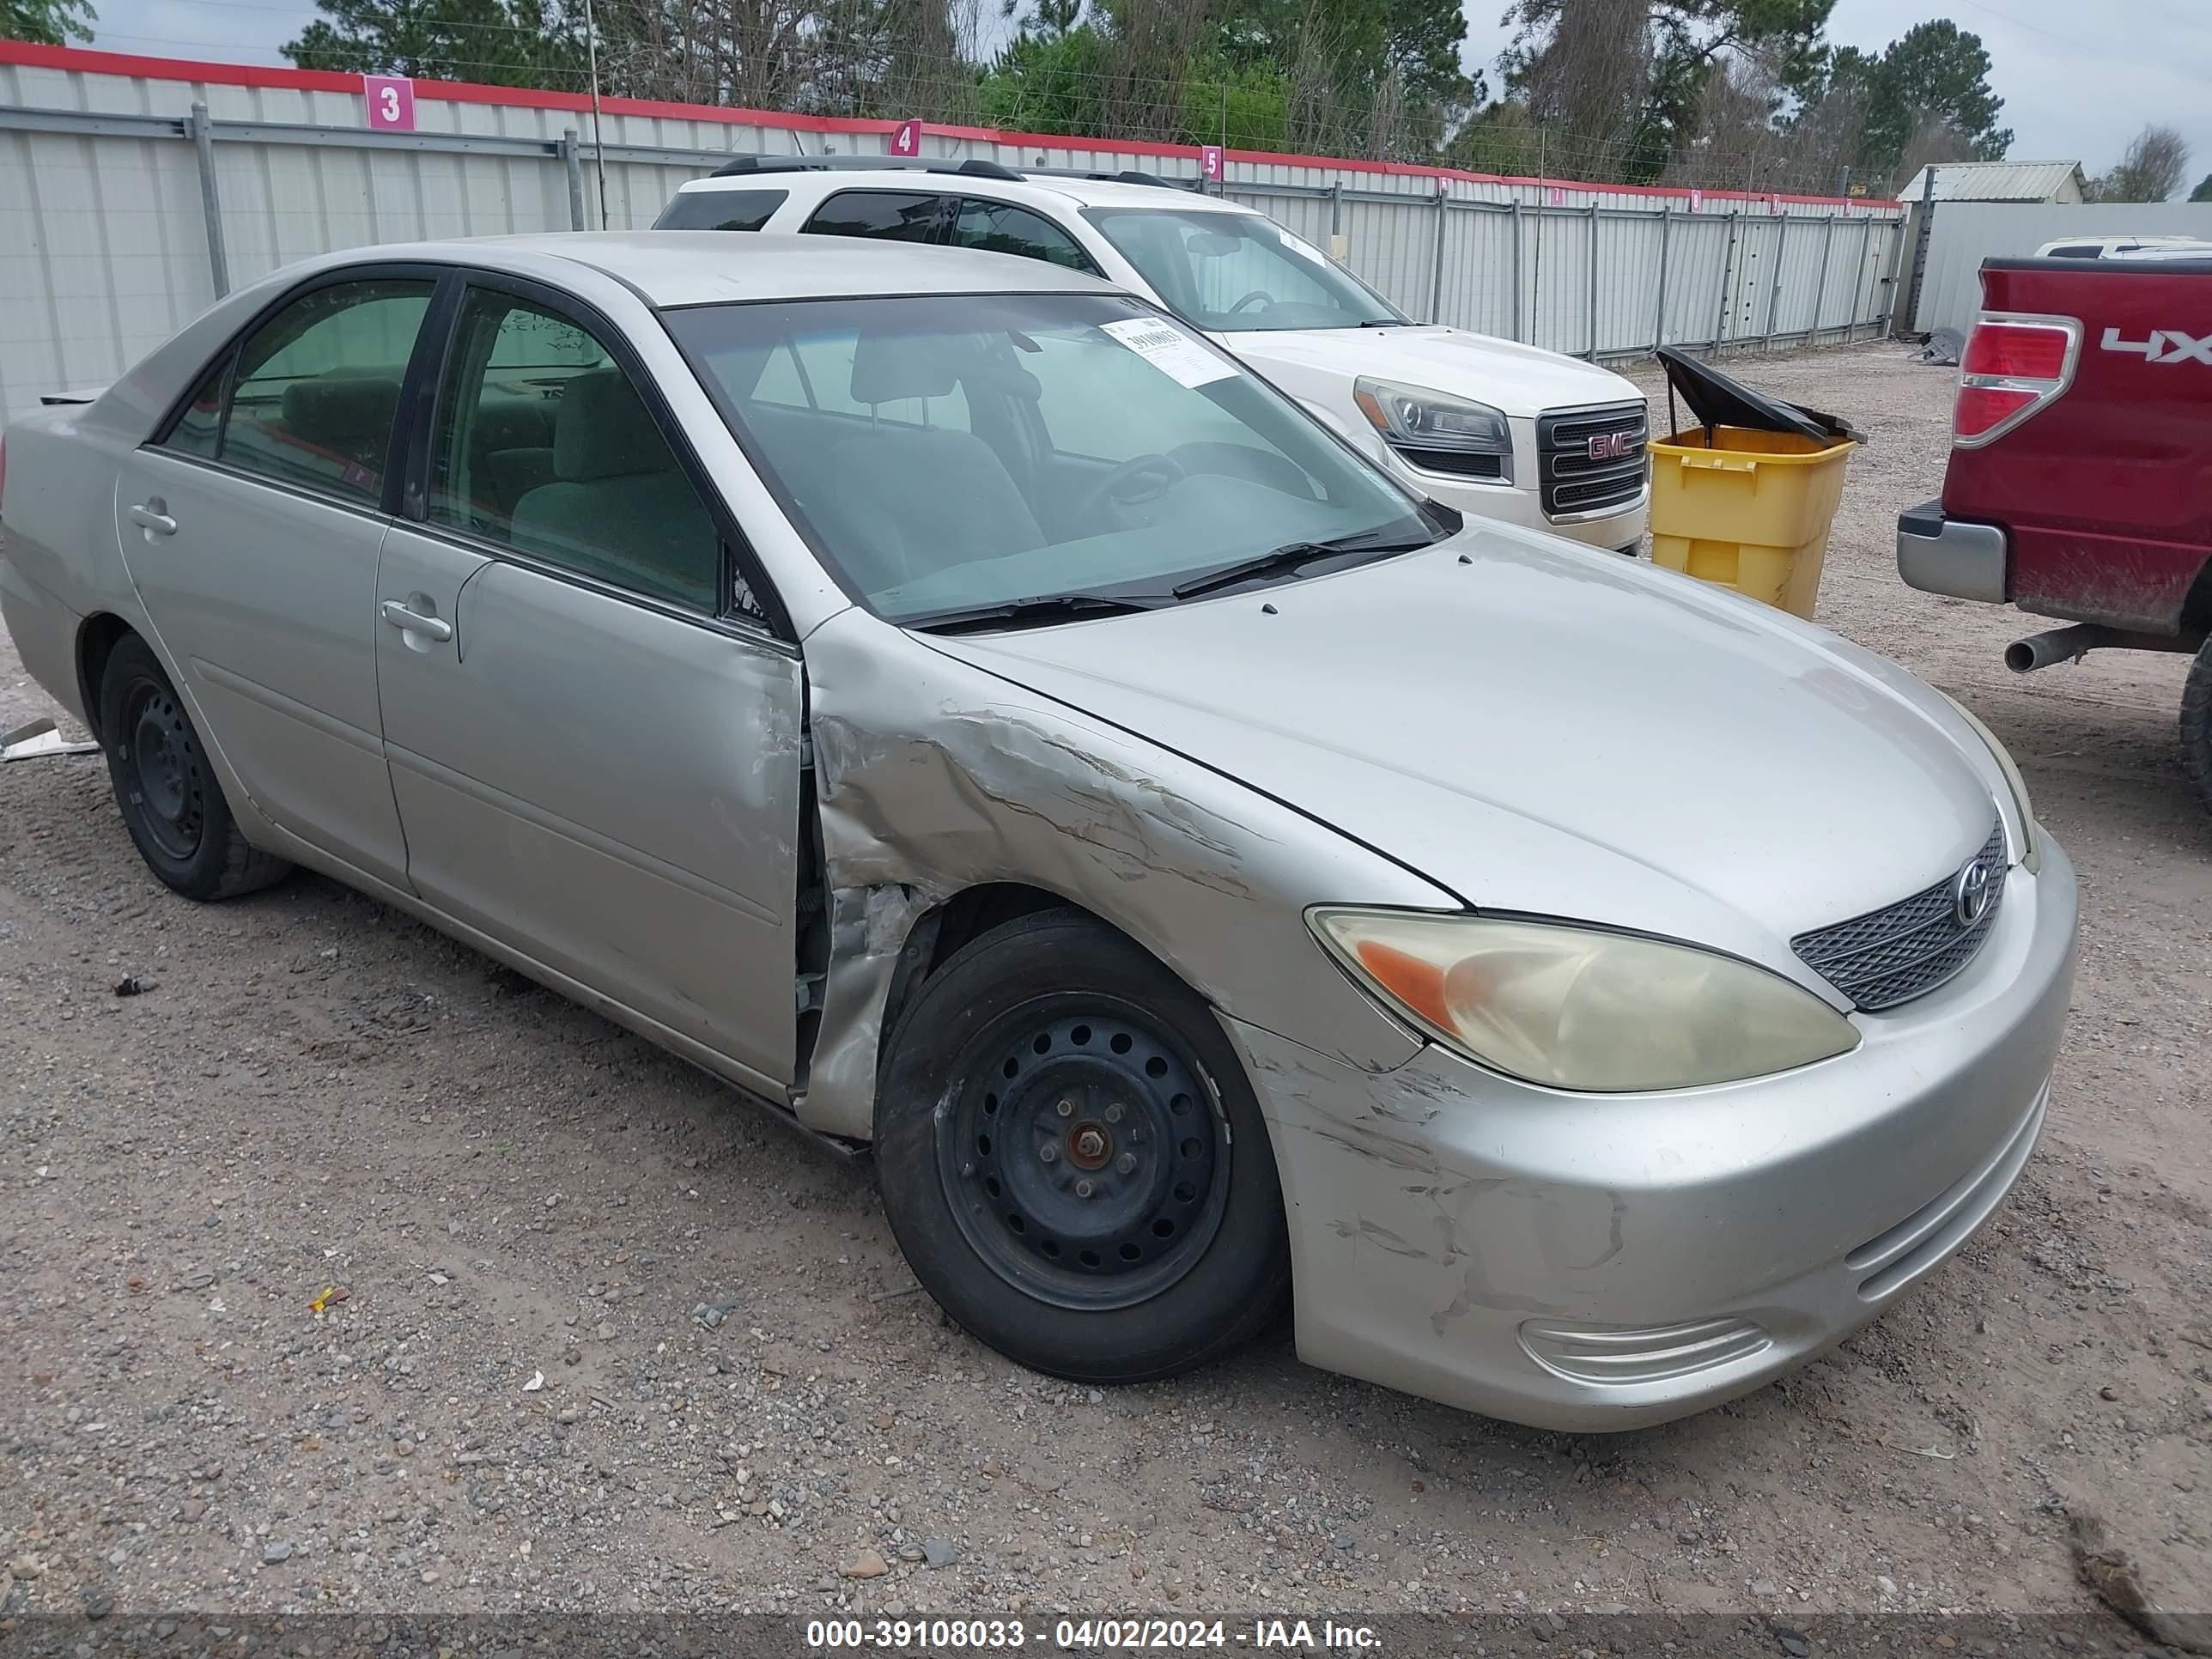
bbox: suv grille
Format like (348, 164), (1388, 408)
(1536, 402), (1648, 519)
(1791, 821), (2008, 1012)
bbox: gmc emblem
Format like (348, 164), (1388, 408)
(1588, 429), (1638, 460)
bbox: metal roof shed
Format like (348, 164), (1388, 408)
(1896, 161), (2087, 204)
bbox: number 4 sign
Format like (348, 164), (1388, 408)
(890, 118), (923, 157)
(364, 75), (416, 133)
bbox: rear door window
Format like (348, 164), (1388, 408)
(162, 352), (231, 460)
(654, 188), (788, 231)
(216, 277), (435, 505)
(802, 191), (948, 243)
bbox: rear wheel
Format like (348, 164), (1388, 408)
(874, 909), (1289, 1383)
(98, 635), (290, 900)
(2185, 636), (2212, 818)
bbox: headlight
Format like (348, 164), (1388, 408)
(1309, 908), (1859, 1091)
(1940, 694), (2040, 872)
(1352, 377), (1513, 481)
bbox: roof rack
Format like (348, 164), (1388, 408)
(704, 153), (1200, 189)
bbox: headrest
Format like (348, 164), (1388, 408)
(553, 369), (672, 481)
(961, 357), (1042, 400)
(280, 376), (400, 447)
(849, 330), (957, 404)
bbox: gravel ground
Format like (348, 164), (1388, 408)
(2, 342), (2208, 1642)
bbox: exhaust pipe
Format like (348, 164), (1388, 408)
(2005, 624), (2109, 673)
(2005, 622), (2184, 672)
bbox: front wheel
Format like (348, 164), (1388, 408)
(874, 910), (1289, 1383)
(2185, 635), (2212, 818)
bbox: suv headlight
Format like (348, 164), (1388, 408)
(1352, 377), (1513, 482)
(1940, 694), (2040, 873)
(1310, 908), (1859, 1091)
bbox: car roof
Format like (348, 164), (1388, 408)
(674, 167), (1256, 216)
(370, 230), (1129, 306)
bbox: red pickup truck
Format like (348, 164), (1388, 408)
(1897, 256), (2212, 813)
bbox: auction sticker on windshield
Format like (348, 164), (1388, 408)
(1101, 318), (1237, 388)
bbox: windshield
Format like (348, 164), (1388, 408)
(1082, 207), (1406, 332)
(665, 293), (1436, 625)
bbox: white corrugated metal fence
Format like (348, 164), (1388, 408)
(1911, 201), (2212, 335)
(1, 46), (1907, 417)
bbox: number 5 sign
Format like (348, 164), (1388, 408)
(364, 75), (416, 133)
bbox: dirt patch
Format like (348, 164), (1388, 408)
(1, 342), (2207, 1630)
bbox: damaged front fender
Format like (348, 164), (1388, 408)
(793, 608), (1449, 1141)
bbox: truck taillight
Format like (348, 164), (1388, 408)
(1953, 313), (2080, 447)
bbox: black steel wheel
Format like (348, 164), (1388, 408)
(940, 1005), (1228, 1310)
(876, 908), (1289, 1384)
(119, 675), (209, 863)
(97, 634), (291, 901)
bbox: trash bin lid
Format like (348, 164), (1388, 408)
(1655, 346), (1863, 444)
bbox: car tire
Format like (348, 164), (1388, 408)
(2185, 635), (2212, 818)
(874, 908), (1289, 1384)
(98, 635), (291, 901)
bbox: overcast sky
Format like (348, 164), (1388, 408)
(89, 0), (2212, 193)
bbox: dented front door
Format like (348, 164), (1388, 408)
(374, 524), (805, 1091)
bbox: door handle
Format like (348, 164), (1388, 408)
(128, 502), (178, 536)
(380, 600), (453, 643)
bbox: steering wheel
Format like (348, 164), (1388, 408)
(1072, 452), (1188, 526)
(1229, 289), (1274, 313)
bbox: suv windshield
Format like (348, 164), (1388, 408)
(1083, 207), (1406, 332)
(665, 292), (1434, 624)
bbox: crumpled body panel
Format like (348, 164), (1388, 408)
(794, 607), (1444, 1140)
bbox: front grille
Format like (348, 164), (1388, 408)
(1792, 820), (2008, 1011)
(1536, 401), (1648, 518)
(1389, 444), (1506, 481)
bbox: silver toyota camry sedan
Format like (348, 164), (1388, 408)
(0, 233), (2076, 1431)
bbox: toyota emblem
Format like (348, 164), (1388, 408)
(1952, 858), (1994, 927)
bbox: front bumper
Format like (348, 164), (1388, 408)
(1224, 834), (2077, 1432)
(1897, 498), (2008, 604)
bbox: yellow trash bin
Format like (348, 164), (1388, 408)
(1647, 426), (1856, 620)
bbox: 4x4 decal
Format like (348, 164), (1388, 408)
(2100, 326), (2212, 365)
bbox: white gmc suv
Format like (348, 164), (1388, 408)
(657, 158), (1651, 552)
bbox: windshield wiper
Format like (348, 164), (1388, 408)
(1358, 318), (1413, 327)
(906, 592), (1165, 635)
(1170, 531), (1434, 599)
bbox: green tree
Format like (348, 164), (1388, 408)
(1, 0), (95, 46)
(1824, 19), (2008, 186)
(284, 0), (586, 89)
(2086, 123), (2190, 203)
(981, 23), (1115, 134)
(1497, 0), (1832, 179)
(2192, 173), (2212, 204)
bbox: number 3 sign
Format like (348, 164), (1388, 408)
(364, 75), (416, 132)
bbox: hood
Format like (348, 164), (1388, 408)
(922, 530), (2002, 980)
(1219, 325), (1643, 417)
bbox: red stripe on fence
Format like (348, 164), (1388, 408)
(0, 40), (1900, 210)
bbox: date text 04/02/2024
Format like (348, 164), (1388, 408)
(803, 1618), (1382, 1650)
